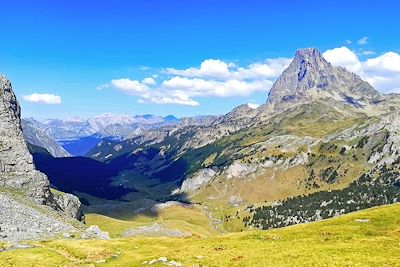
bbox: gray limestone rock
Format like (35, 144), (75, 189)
(266, 48), (381, 111)
(0, 74), (82, 241)
(81, 225), (110, 240)
(121, 223), (190, 238)
(0, 192), (78, 241)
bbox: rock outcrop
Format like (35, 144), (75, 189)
(121, 223), (190, 238)
(81, 225), (110, 240)
(173, 168), (216, 193)
(0, 74), (82, 240)
(0, 193), (78, 241)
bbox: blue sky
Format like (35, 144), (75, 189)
(1, 0), (400, 119)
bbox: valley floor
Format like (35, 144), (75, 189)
(1, 203), (400, 266)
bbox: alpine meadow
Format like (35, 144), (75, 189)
(1, 1), (400, 266)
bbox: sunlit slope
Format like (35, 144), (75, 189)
(84, 203), (220, 237)
(1, 203), (399, 266)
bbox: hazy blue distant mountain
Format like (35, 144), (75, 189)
(58, 134), (122, 156)
(28, 113), (181, 141)
(163, 115), (179, 122)
(22, 118), (71, 157)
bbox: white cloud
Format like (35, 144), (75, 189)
(23, 93), (62, 104)
(165, 59), (232, 79)
(345, 39), (352, 45)
(363, 75), (400, 93)
(235, 58), (292, 79)
(165, 58), (291, 81)
(96, 83), (109, 90)
(139, 90), (199, 106)
(109, 78), (149, 94)
(323, 46), (362, 73)
(100, 46), (400, 105)
(358, 37), (368, 45)
(361, 52), (400, 93)
(363, 52), (400, 74)
(162, 76), (271, 97)
(101, 75), (271, 106)
(142, 77), (156, 85)
(99, 77), (199, 106)
(247, 103), (260, 109)
(323, 47), (400, 93)
(101, 57), (289, 106)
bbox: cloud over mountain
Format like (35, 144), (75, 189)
(98, 58), (291, 106)
(98, 47), (400, 106)
(323, 47), (400, 93)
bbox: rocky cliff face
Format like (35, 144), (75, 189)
(265, 48), (383, 112)
(0, 74), (81, 220)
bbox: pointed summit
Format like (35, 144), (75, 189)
(294, 48), (330, 68)
(266, 48), (381, 111)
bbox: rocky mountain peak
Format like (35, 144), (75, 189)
(293, 48), (333, 82)
(266, 48), (382, 112)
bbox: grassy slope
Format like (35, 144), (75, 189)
(84, 204), (219, 238)
(184, 102), (371, 205)
(1, 203), (399, 266)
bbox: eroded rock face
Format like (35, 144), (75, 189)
(0, 75), (81, 219)
(0, 193), (77, 241)
(226, 162), (257, 179)
(326, 110), (400, 166)
(53, 193), (82, 220)
(174, 168), (216, 193)
(266, 48), (382, 111)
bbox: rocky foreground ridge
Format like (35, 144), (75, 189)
(0, 75), (82, 241)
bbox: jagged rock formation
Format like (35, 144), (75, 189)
(266, 48), (382, 110)
(260, 48), (400, 117)
(175, 115), (219, 129)
(22, 118), (71, 158)
(0, 193), (78, 241)
(0, 74), (82, 241)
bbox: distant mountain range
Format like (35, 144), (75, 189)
(57, 134), (123, 157)
(25, 113), (179, 140)
(22, 114), (180, 156)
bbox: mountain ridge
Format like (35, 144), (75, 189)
(28, 114), (180, 141)
(22, 118), (71, 158)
